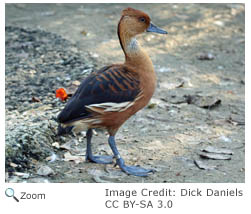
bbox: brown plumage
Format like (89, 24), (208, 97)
(57, 7), (167, 176)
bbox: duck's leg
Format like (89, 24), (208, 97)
(86, 129), (113, 164)
(108, 135), (155, 176)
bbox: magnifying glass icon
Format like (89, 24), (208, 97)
(5, 188), (19, 202)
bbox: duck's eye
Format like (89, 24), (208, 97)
(139, 17), (146, 23)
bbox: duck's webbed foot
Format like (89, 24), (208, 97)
(86, 155), (113, 164)
(108, 135), (155, 177)
(115, 158), (155, 177)
(86, 129), (113, 164)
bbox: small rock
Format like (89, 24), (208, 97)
(147, 103), (157, 109)
(40, 11), (55, 16)
(92, 53), (99, 58)
(52, 142), (60, 149)
(197, 52), (215, 60)
(214, 20), (224, 27)
(13, 172), (30, 179)
(158, 67), (171, 73)
(36, 165), (55, 176)
(72, 80), (81, 86)
(218, 136), (232, 143)
(93, 129), (98, 136)
(65, 76), (71, 81)
(80, 131), (87, 136)
(60, 139), (78, 151)
(46, 153), (58, 163)
(217, 65), (224, 70)
(28, 178), (50, 183)
(10, 162), (18, 168)
(80, 30), (88, 36)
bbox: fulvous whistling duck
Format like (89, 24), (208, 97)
(57, 7), (167, 176)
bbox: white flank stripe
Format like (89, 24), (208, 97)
(85, 93), (144, 113)
(86, 101), (134, 113)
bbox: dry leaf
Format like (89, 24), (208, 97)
(60, 139), (78, 151)
(63, 152), (85, 164)
(46, 153), (58, 162)
(13, 172), (30, 178)
(32, 96), (41, 102)
(194, 159), (216, 170)
(185, 95), (221, 109)
(202, 146), (234, 155)
(199, 152), (231, 160)
(159, 80), (184, 90)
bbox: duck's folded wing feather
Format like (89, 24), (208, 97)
(57, 65), (141, 123)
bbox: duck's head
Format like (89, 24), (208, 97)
(118, 7), (167, 38)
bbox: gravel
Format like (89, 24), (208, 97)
(5, 26), (96, 177)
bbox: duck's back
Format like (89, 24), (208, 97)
(57, 64), (141, 124)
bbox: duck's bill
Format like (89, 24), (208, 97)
(147, 23), (168, 34)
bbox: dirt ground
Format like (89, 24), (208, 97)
(5, 3), (245, 183)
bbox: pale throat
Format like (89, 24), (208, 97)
(123, 36), (152, 67)
(126, 37), (140, 53)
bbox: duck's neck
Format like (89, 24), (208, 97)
(118, 23), (152, 67)
(117, 21), (156, 100)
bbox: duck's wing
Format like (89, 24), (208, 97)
(57, 65), (141, 123)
